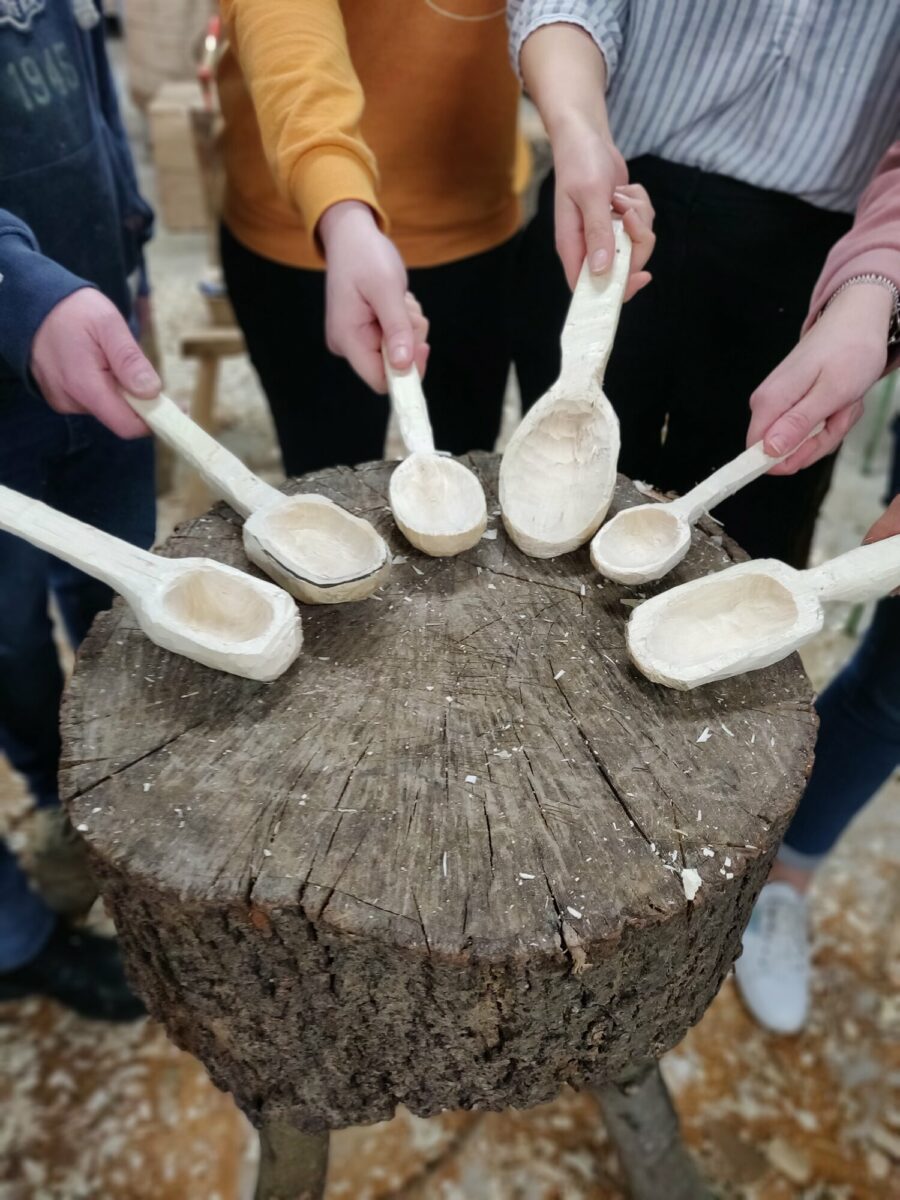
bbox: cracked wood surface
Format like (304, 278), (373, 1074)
(60, 454), (816, 1130)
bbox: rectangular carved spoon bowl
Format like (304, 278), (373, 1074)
(0, 485), (302, 681)
(126, 393), (390, 603)
(627, 536), (900, 689)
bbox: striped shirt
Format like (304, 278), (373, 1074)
(508, 0), (900, 212)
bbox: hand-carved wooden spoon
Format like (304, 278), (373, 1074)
(125, 393), (389, 603)
(499, 223), (632, 558)
(383, 354), (487, 556)
(591, 424), (824, 584)
(0, 485), (302, 681)
(627, 536), (900, 689)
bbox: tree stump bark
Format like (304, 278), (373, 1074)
(60, 455), (816, 1146)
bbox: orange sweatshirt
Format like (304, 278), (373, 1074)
(218, 0), (526, 272)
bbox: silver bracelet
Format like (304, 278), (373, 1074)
(824, 273), (900, 347)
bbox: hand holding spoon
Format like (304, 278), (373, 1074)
(125, 393), (389, 603)
(499, 223), (631, 558)
(627, 535), (900, 690)
(591, 424), (824, 584)
(383, 354), (487, 556)
(0, 485), (301, 681)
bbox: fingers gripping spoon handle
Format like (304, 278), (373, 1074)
(0, 485), (302, 681)
(125, 392), (390, 603)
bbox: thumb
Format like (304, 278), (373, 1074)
(95, 309), (161, 398)
(374, 289), (415, 371)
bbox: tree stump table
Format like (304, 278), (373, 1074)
(60, 454), (816, 1200)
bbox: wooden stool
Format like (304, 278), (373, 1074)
(60, 454), (815, 1200)
(180, 326), (246, 434)
(177, 326), (246, 516)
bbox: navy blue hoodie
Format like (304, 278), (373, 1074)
(0, 1), (152, 392)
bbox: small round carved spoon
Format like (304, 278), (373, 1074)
(499, 223), (632, 558)
(627, 535), (900, 690)
(591, 424), (824, 584)
(383, 354), (487, 556)
(0, 485), (302, 681)
(126, 393), (390, 603)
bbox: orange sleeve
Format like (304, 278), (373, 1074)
(221, 0), (387, 241)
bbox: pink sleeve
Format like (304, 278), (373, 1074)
(803, 141), (900, 339)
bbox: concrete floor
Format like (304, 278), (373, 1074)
(1, 35), (898, 1200)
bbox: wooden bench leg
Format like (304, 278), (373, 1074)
(592, 1063), (712, 1200)
(193, 355), (220, 435)
(254, 1123), (329, 1200)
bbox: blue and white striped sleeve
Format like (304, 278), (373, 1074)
(507, 1), (629, 85)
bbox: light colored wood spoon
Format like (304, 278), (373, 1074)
(627, 536), (900, 690)
(383, 354), (487, 556)
(0, 485), (302, 681)
(591, 424), (824, 584)
(125, 393), (390, 603)
(499, 223), (632, 558)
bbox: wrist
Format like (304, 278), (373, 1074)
(822, 280), (895, 345)
(549, 107), (616, 157)
(317, 200), (379, 255)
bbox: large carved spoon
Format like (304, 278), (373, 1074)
(126, 393), (390, 603)
(0, 485), (302, 681)
(499, 223), (632, 558)
(627, 536), (900, 690)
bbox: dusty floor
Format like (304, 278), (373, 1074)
(1, 36), (899, 1200)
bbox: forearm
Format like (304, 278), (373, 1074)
(221, 0), (385, 240)
(805, 143), (900, 342)
(520, 24), (612, 142)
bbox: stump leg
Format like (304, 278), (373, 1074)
(254, 1122), (329, 1200)
(593, 1063), (712, 1200)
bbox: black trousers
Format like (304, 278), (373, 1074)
(221, 223), (517, 478)
(514, 157), (854, 568)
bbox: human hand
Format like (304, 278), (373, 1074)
(30, 288), (161, 439)
(551, 112), (628, 288)
(553, 127), (655, 294)
(319, 200), (430, 392)
(747, 283), (892, 474)
(519, 24), (653, 293)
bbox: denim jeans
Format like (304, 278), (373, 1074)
(782, 415), (900, 865)
(0, 385), (154, 970)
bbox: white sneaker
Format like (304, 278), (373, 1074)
(734, 881), (810, 1034)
